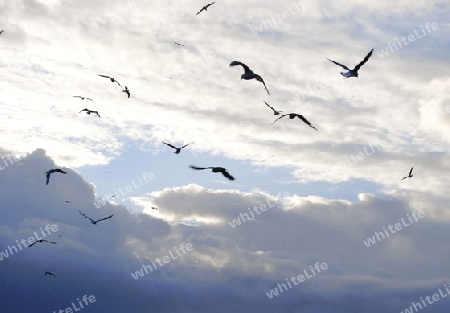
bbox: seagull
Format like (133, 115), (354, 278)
(401, 167), (414, 180)
(152, 207), (159, 211)
(45, 169), (67, 185)
(78, 210), (114, 225)
(98, 74), (122, 87)
(122, 86), (130, 98)
(73, 96), (93, 101)
(28, 240), (57, 248)
(44, 272), (56, 277)
(196, 2), (216, 15)
(174, 42), (185, 47)
(264, 101), (282, 115)
(189, 165), (235, 180)
(271, 113), (318, 130)
(230, 61), (270, 95)
(327, 49), (374, 78)
(162, 141), (194, 154)
(79, 108), (100, 118)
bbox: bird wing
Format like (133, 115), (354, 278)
(86, 98), (93, 101)
(255, 75), (270, 95)
(115, 80), (122, 87)
(409, 167), (413, 176)
(180, 143), (192, 149)
(79, 109), (88, 113)
(221, 170), (235, 181)
(45, 172), (50, 185)
(73, 96), (82, 99)
(196, 7), (205, 15)
(98, 74), (111, 78)
(229, 61), (250, 73)
(95, 214), (114, 223)
(57, 169), (67, 174)
(189, 165), (208, 170)
(327, 58), (350, 71)
(298, 115), (318, 131)
(93, 111), (101, 118)
(78, 210), (95, 223)
(162, 142), (177, 149)
(353, 49), (373, 71)
(28, 241), (38, 247)
(264, 101), (276, 112)
(270, 114), (288, 125)
(401, 176), (407, 180)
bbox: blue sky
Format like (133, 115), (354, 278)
(1, 0), (450, 312)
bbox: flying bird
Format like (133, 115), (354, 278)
(196, 2), (216, 15)
(264, 101), (282, 115)
(73, 96), (93, 101)
(327, 49), (374, 78)
(28, 240), (56, 248)
(152, 207), (159, 211)
(122, 86), (130, 98)
(271, 113), (318, 130)
(401, 167), (414, 180)
(78, 210), (114, 225)
(0, 31), (3, 35)
(65, 200), (71, 203)
(45, 169), (67, 185)
(98, 74), (121, 86)
(189, 165), (235, 180)
(229, 61), (270, 95)
(174, 42), (185, 47)
(79, 108), (100, 118)
(44, 272), (56, 277)
(162, 141), (193, 154)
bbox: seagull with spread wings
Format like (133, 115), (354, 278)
(78, 210), (114, 225)
(264, 101), (282, 115)
(45, 272), (56, 277)
(230, 61), (270, 95)
(122, 86), (130, 98)
(189, 165), (235, 180)
(327, 49), (374, 78)
(73, 96), (93, 101)
(401, 167), (414, 180)
(196, 2), (216, 15)
(28, 240), (57, 248)
(271, 113), (318, 130)
(79, 108), (100, 118)
(162, 141), (194, 154)
(45, 169), (67, 185)
(98, 74), (122, 86)
(174, 41), (185, 47)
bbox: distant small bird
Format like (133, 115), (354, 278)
(45, 272), (56, 277)
(122, 86), (130, 98)
(0, 30), (4, 35)
(45, 169), (67, 185)
(196, 2), (216, 15)
(230, 61), (270, 95)
(28, 240), (56, 248)
(98, 74), (122, 86)
(264, 101), (282, 115)
(174, 42), (185, 47)
(189, 165), (235, 180)
(327, 49), (374, 78)
(271, 113), (317, 130)
(78, 210), (114, 225)
(65, 200), (71, 203)
(401, 167), (414, 180)
(162, 141), (193, 154)
(79, 108), (100, 118)
(152, 207), (159, 211)
(73, 96), (93, 101)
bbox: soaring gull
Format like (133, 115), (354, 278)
(271, 113), (318, 130)
(401, 167), (414, 180)
(122, 86), (130, 98)
(98, 74), (122, 87)
(230, 61), (270, 95)
(196, 2), (216, 15)
(45, 272), (56, 277)
(327, 49), (374, 78)
(28, 240), (57, 248)
(78, 210), (114, 225)
(162, 141), (193, 154)
(73, 96), (93, 101)
(79, 108), (100, 118)
(45, 169), (67, 185)
(189, 165), (235, 180)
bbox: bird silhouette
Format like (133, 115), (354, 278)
(0, 30), (3, 35)
(73, 96), (93, 101)
(122, 86), (130, 98)
(79, 108), (100, 118)
(162, 141), (193, 154)
(271, 113), (317, 130)
(196, 2), (216, 15)
(174, 41), (185, 47)
(152, 207), (159, 211)
(98, 74), (122, 87)
(327, 49), (374, 78)
(230, 61), (270, 95)
(78, 210), (114, 225)
(189, 165), (235, 180)
(401, 167), (414, 180)
(264, 101), (282, 115)
(28, 240), (57, 248)
(44, 272), (56, 277)
(45, 169), (67, 185)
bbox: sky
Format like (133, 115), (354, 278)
(0, 0), (450, 312)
